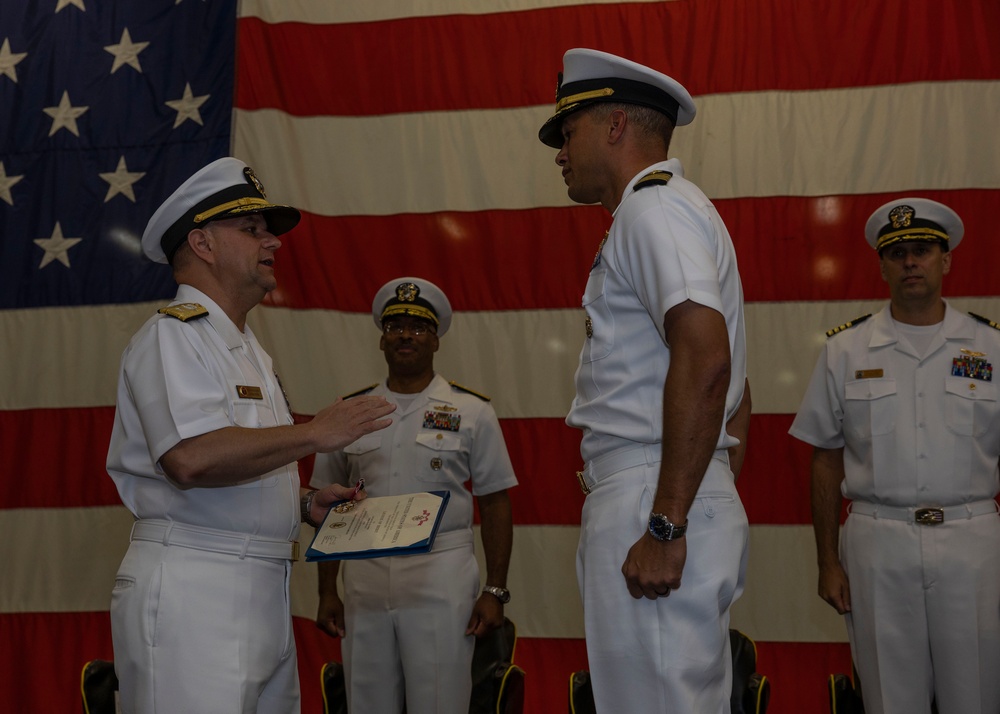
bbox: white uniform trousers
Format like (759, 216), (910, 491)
(110, 539), (299, 714)
(577, 455), (749, 714)
(342, 530), (480, 714)
(842, 508), (1000, 714)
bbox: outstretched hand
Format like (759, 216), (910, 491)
(311, 396), (395, 453)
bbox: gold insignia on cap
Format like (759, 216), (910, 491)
(888, 204), (914, 229)
(244, 166), (267, 198)
(396, 282), (419, 302)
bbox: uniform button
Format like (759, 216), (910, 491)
(919, 485), (928, 491)
(918, 422), (925, 428)
(917, 392), (924, 397)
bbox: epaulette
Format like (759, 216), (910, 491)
(449, 381), (491, 401)
(825, 313), (872, 338)
(342, 383), (379, 399)
(969, 312), (1000, 331)
(634, 170), (673, 191)
(157, 302), (208, 322)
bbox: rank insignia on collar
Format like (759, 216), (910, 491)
(585, 316), (593, 338)
(952, 351), (993, 381)
(423, 410), (461, 431)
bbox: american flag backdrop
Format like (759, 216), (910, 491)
(2, 1), (999, 712)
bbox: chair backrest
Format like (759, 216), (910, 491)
(470, 617), (523, 714)
(321, 661), (348, 714)
(730, 629), (770, 714)
(828, 672), (865, 714)
(81, 660), (119, 714)
(568, 670), (597, 714)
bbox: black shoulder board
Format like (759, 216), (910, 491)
(342, 383), (379, 399)
(634, 170), (673, 191)
(449, 381), (491, 401)
(969, 312), (1000, 331)
(157, 302), (208, 322)
(825, 313), (872, 338)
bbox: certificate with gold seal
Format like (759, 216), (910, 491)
(304, 491), (450, 561)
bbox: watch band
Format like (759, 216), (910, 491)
(482, 585), (510, 604)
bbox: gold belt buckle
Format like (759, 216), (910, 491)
(292, 541), (300, 561)
(576, 470), (591, 495)
(914, 508), (944, 526)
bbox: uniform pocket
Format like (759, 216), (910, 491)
(945, 377), (997, 437)
(844, 378), (897, 439)
(581, 270), (614, 363)
(414, 431), (462, 484)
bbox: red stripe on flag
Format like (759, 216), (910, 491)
(264, 189), (1000, 313)
(235, 1), (1000, 115)
(5, 409), (814, 526)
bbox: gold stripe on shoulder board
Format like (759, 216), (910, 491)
(825, 313), (872, 338)
(969, 312), (1000, 331)
(342, 383), (379, 399)
(158, 302), (208, 321)
(449, 381), (491, 401)
(634, 170), (673, 191)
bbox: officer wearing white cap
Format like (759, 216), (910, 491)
(539, 49), (751, 713)
(311, 277), (518, 714)
(106, 157), (395, 713)
(791, 198), (1000, 714)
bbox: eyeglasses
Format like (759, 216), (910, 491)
(382, 321), (436, 336)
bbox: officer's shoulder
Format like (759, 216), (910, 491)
(449, 381), (491, 402)
(825, 313), (872, 338)
(157, 302), (208, 322)
(342, 383), (379, 399)
(633, 170), (673, 191)
(968, 312), (1000, 332)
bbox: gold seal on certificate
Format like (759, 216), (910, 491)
(305, 491), (451, 562)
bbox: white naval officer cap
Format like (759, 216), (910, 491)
(538, 48), (697, 149)
(864, 197), (964, 253)
(372, 277), (453, 337)
(141, 157), (301, 264)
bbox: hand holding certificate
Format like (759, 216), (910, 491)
(305, 491), (450, 561)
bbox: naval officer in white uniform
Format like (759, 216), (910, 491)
(791, 197), (1000, 714)
(107, 157), (394, 713)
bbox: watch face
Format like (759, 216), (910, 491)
(648, 513), (672, 541)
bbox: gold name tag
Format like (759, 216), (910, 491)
(236, 385), (264, 399)
(854, 369), (884, 379)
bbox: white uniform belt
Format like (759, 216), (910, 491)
(130, 519), (298, 560)
(849, 499), (998, 525)
(576, 444), (731, 495)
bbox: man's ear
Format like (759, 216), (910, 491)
(187, 227), (214, 263)
(607, 108), (628, 143)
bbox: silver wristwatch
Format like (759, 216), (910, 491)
(648, 512), (687, 541)
(482, 585), (510, 604)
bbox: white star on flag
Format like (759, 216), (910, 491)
(43, 91), (89, 137)
(165, 82), (209, 128)
(0, 162), (24, 205)
(99, 156), (145, 203)
(34, 222), (83, 269)
(55, 0), (86, 11)
(0, 38), (27, 83)
(104, 28), (149, 74)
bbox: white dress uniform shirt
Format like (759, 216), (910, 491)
(791, 304), (1000, 506)
(567, 158), (748, 464)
